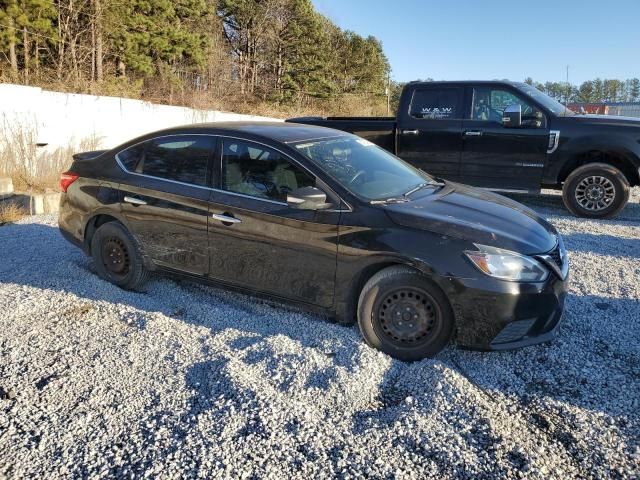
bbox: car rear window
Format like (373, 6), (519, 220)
(119, 135), (216, 187)
(409, 88), (460, 119)
(117, 143), (145, 170)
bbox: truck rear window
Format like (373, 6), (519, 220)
(409, 88), (460, 119)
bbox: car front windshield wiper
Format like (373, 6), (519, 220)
(403, 180), (445, 197)
(403, 182), (429, 197)
(370, 196), (409, 205)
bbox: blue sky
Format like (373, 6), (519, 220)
(312, 0), (640, 85)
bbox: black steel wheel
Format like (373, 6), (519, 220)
(90, 221), (149, 290)
(375, 287), (443, 347)
(101, 237), (131, 278)
(562, 163), (630, 219)
(357, 266), (454, 361)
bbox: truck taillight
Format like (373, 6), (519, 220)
(60, 172), (79, 192)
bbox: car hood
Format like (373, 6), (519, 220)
(568, 114), (640, 127)
(383, 182), (557, 254)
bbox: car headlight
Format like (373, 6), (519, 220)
(464, 244), (549, 282)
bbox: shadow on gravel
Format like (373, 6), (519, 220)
(2, 222), (639, 461)
(0, 222), (364, 378)
(451, 292), (640, 414)
(2, 225), (638, 400)
(503, 191), (640, 223)
(563, 232), (640, 257)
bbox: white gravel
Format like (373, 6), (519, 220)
(0, 189), (638, 479)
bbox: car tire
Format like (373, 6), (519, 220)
(90, 221), (149, 290)
(562, 163), (630, 219)
(357, 266), (454, 361)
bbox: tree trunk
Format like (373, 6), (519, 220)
(34, 39), (40, 76)
(23, 27), (30, 84)
(57, 8), (65, 80)
(9, 18), (18, 77)
(94, 0), (103, 82)
(70, 36), (78, 82)
(91, 18), (96, 82)
(117, 58), (126, 77)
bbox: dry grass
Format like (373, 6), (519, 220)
(0, 116), (101, 193)
(0, 201), (27, 225)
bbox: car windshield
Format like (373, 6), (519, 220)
(293, 136), (437, 201)
(514, 83), (575, 117)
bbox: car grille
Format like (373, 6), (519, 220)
(491, 318), (536, 344)
(548, 244), (563, 270)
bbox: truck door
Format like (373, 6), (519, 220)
(460, 85), (549, 191)
(396, 86), (463, 181)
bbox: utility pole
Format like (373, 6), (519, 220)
(564, 65), (571, 107)
(565, 65), (570, 113)
(386, 72), (391, 116)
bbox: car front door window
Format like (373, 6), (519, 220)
(221, 138), (315, 202)
(471, 87), (541, 125)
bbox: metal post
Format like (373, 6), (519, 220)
(386, 72), (391, 116)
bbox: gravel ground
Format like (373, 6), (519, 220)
(0, 189), (638, 479)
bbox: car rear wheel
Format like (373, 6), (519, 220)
(357, 266), (454, 361)
(562, 163), (630, 219)
(90, 221), (149, 290)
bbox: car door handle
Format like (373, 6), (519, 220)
(401, 129), (420, 135)
(211, 213), (241, 224)
(464, 130), (483, 137)
(124, 195), (147, 206)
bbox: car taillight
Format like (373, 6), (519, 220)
(60, 172), (79, 192)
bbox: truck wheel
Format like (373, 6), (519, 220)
(562, 163), (630, 219)
(91, 222), (149, 290)
(357, 266), (454, 361)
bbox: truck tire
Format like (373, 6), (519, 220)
(91, 221), (150, 290)
(357, 266), (454, 361)
(562, 163), (630, 219)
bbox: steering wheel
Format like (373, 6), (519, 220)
(349, 169), (367, 185)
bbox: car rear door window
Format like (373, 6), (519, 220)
(221, 138), (315, 202)
(409, 88), (461, 119)
(136, 135), (215, 187)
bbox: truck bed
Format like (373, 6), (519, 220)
(286, 116), (397, 153)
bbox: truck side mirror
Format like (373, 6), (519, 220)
(502, 104), (522, 128)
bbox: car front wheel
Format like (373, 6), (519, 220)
(357, 266), (454, 361)
(562, 163), (630, 219)
(90, 221), (149, 290)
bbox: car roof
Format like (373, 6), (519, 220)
(407, 80), (524, 87)
(143, 121), (348, 145)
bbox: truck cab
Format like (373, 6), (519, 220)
(289, 80), (640, 218)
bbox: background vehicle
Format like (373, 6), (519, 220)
(59, 122), (568, 361)
(288, 81), (640, 218)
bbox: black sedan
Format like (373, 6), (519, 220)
(58, 122), (569, 360)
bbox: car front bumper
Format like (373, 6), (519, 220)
(447, 270), (568, 351)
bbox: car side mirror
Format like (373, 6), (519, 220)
(502, 104), (522, 128)
(287, 186), (330, 210)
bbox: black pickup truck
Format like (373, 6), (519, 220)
(288, 81), (640, 218)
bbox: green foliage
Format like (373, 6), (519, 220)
(4, 0), (637, 116)
(527, 77), (640, 103)
(0, 0), (56, 50)
(105, 0), (209, 76)
(217, 0), (389, 102)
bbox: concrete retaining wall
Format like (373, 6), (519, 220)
(0, 83), (280, 153)
(2, 192), (60, 215)
(0, 177), (13, 199)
